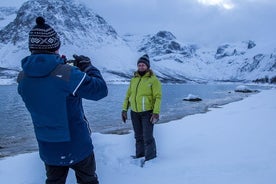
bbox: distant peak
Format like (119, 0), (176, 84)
(156, 31), (176, 40)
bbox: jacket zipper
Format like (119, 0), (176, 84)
(135, 77), (142, 112)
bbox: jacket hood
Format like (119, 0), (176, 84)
(21, 54), (64, 77)
(134, 69), (154, 77)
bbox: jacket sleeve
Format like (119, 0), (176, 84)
(74, 65), (108, 101)
(122, 82), (131, 111)
(152, 77), (162, 114)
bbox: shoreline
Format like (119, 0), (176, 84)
(0, 85), (269, 159)
(102, 90), (253, 135)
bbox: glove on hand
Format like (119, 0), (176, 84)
(73, 54), (92, 72)
(122, 110), (127, 123)
(150, 113), (159, 124)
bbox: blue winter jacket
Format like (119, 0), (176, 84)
(17, 53), (108, 166)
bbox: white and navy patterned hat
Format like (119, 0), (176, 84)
(29, 17), (60, 52)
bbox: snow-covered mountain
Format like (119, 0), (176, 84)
(0, 0), (137, 82)
(124, 31), (276, 83)
(0, 0), (275, 84)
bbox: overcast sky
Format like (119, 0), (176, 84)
(85, 0), (276, 46)
(1, 0), (276, 46)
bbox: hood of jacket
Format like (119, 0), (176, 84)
(134, 69), (154, 78)
(21, 54), (64, 77)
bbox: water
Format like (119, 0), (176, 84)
(0, 83), (266, 157)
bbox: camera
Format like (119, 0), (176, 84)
(61, 54), (75, 64)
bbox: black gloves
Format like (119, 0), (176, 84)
(122, 111), (159, 124)
(73, 54), (92, 72)
(150, 113), (159, 124)
(122, 110), (127, 123)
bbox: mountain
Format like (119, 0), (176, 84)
(0, 0), (275, 84)
(124, 31), (276, 83)
(123, 31), (204, 83)
(0, 0), (137, 82)
(0, 0), (118, 47)
(212, 42), (276, 83)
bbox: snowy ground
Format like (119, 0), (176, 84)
(0, 88), (276, 184)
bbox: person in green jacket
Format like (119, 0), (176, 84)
(122, 54), (162, 161)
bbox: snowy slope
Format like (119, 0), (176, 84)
(0, 88), (276, 184)
(0, 7), (17, 30)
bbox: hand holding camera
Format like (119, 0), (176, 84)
(63, 54), (92, 72)
(72, 54), (92, 72)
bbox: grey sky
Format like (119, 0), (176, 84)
(86, 0), (276, 45)
(1, 0), (276, 45)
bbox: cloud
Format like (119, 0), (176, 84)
(197, 0), (235, 9)
(87, 0), (275, 45)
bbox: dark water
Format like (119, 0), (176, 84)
(0, 83), (267, 157)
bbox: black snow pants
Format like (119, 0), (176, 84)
(131, 110), (157, 161)
(45, 152), (99, 184)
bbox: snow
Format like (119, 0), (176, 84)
(0, 13), (16, 30)
(0, 78), (16, 85)
(0, 88), (276, 184)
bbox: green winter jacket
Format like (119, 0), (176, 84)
(123, 70), (162, 114)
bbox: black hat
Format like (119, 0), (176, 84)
(137, 54), (150, 68)
(28, 17), (61, 52)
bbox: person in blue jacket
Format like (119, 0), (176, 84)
(17, 17), (108, 184)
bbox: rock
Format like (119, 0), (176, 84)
(247, 40), (256, 49)
(270, 76), (276, 83)
(183, 94), (202, 101)
(234, 85), (258, 93)
(138, 31), (194, 58)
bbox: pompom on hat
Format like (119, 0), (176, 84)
(28, 17), (61, 52)
(137, 54), (150, 68)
